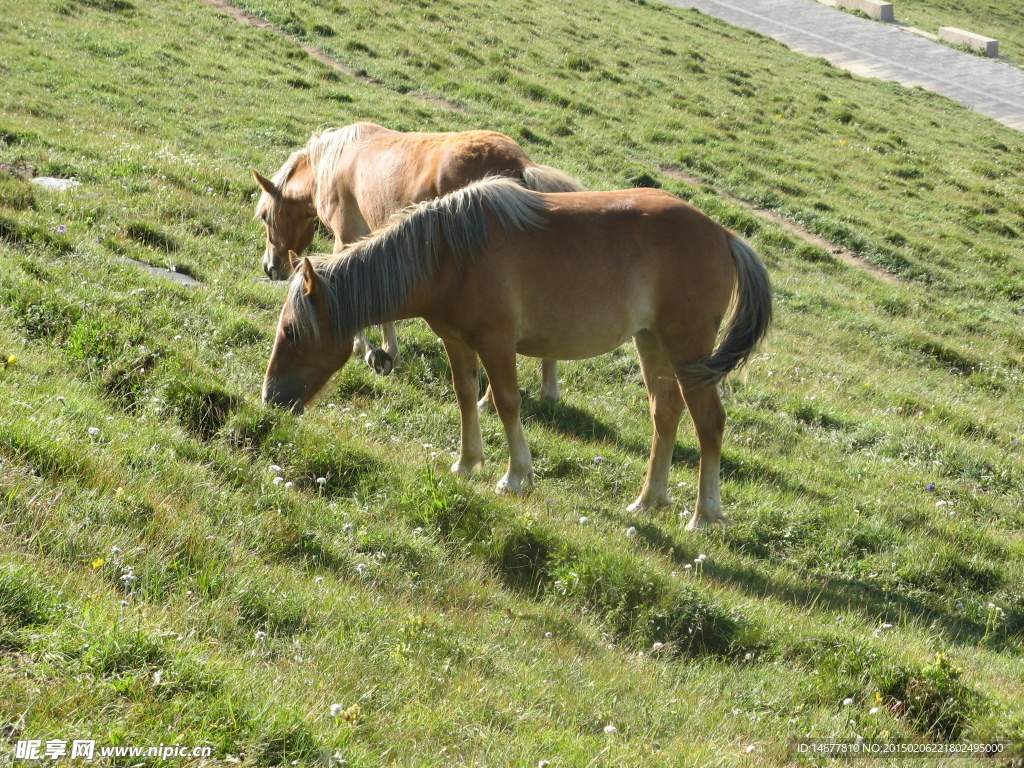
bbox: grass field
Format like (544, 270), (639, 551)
(1, 0), (1023, 764)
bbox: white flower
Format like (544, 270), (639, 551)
(356, 563), (368, 575)
(539, 761), (550, 768)
(255, 630), (267, 642)
(696, 554), (707, 561)
(330, 704), (344, 718)
(273, 476), (284, 485)
(110, 546), (122, 556)
(88, 427), (100, 437)
(842, 697), (854, 706)
(684, 564), (692, 570)
(603, 724), (617, 734)
(652, 642), (664, 651)
(869, 707), (880, 714)
(270, 464), (283, 473)
(284, 481), (294, 489)
(315, 576), (324, 584)
(578, 516), (588, 524)
(625, 527), (637, 537)
(545, 632), (553, 639)
(316, 477), (327, 486)
(745, 745), (756, 754)
(56, 396), (65, 402)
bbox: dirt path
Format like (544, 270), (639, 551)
(658, 164), (899, 284)
(199, 0), (466, 113)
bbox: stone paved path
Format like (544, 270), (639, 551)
(659, 0), (1024, 132)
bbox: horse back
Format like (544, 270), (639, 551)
(345, 130), (531, 228)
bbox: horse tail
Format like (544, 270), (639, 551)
(521, 164), (587, 193)
(678, 235), (773, 386)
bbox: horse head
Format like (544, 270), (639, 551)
(262, 255), (353, 413)
(253, 163), (318, 281)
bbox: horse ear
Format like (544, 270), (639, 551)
(299, 257), (321, 298)
(253, 170), (276, 195)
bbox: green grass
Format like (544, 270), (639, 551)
(1, 0), (1023, 764)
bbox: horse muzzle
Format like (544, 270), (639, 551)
(263, 249), (294, 281)
(262, 381), (306, 415)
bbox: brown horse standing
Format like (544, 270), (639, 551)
(262, 178), (771, 529)
(253, 122), (584, 404)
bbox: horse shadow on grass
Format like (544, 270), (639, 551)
(520, 393), (618, 444)
(669, 443), (827, 503)
(604, 518), (1020, 654)
(713, 560), (1021, 654)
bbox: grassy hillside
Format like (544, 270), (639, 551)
(1, 0), (1023, 764)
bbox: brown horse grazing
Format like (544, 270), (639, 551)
(252, 122), (584, 406)
(262, 178), (772, 529)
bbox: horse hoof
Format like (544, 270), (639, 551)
(451, 458), (483, 476)
(627, 496), (672, 513)
(477, 397), (495, 414)
(365, 349), (394, 375)
(496, 473), (534, 495)
(684, 511), (734, 531)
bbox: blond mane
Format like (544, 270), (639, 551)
(257, 124), (367, 226)
(287, 176), (549, 343)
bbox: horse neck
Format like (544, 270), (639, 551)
(282, 156), (315, 210)
(325, 236), (455, 338)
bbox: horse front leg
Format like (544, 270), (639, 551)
(381, 321), (401, 370)
(478, 344), (534, 494)
(477, 358), (560, 413)
(353, 325), (394, 376)
(441, 337), (484, 475)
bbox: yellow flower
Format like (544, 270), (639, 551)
(5, 355), (16, 367)
(91, 558), (105, 569)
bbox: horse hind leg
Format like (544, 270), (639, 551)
(628, 330), (685, 513)
(676, 379), (730, 530)
(539, 359), (560, 402)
